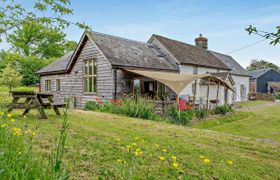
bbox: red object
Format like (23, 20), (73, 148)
(109, 99), (114, 103)
(98, 101), (103, 105)
(178, 100), (187, 111)
(96, 98), (100, 101)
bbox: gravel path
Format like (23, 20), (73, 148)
(235, 101), (280, 111)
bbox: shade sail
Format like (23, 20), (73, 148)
(126, 69), (234, 94)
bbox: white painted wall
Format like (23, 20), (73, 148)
(231, 75), (249, 102)
(179, 64), (244, 106)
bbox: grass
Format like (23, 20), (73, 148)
(0, 88), (279, 179)
(234, 100), (270, 108)
(194, 104), (280, 142)
(0, 86), (35, 92)
(4, 109), (279, 179)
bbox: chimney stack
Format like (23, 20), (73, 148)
(195, 34), (208, 49)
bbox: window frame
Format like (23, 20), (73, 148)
(45, 80), (51, 92)
(56, 79), (61, 93)
(83, 59), (97, 94)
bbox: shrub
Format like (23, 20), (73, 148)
(168, 106), (193, 125)
(194, 109), (208, 119)
(212, 105), (233, 115)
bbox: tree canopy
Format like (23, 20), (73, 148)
(0, 63), (22, 90)
(0, 0), (90, 43)
(246, 60), (280, 72)
(7, 22), (77, 58)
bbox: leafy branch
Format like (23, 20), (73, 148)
(246, 25), (280, 45)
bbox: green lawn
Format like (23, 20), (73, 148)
(5, 109), (279, 179)
(194, 104), (280, 143)
(234, 100), (270, 108)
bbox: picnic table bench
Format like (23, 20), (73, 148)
(8, 91), (66, 119)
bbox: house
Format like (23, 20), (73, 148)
(148, 34), (250, 104)
(37, 31), (249, 108)
(249, 68), (280, 93)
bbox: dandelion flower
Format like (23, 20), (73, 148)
(171, 156), (177, 162)
(159, 156), (165, 161)
(116, 138), (120, 142)
(134, 150), (143, 157)
(0, 112), (4, 116)
(32, 131), (36, 136)
(12, 127), (21, 136)
(117, 159), (122, 163)
(162, 149), (167, 152)
(203, 158), (211, 164)
(11, 119), (15, 122)
(227, 160), (234, 165)
(7, 113), (12, 118)
(172, 162), (179, 169)
(199, 155), (205, 159)
(1, 124), (7, 128)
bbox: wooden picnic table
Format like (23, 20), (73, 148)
(8, 91), (65, 119)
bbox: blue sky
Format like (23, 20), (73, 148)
(2, 0), (280, 68)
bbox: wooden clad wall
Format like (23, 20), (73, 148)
(40, 38), (114, 108)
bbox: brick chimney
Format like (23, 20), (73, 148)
(195, 34), (208, 49)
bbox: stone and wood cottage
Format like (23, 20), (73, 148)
(37, 31), (250, 108)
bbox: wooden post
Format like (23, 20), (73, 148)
(216, 81), (220, 106)
(176, 94), (179, 110)
(206, 77), (210, 111)
(192, 80), (197, 109)
(114, 69), (117, 100)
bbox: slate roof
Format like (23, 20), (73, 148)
(37, 51), (73, 74)
(151, 35), (230, 70)
(210, 51), (249, 76)
(249, 68), (272, 79)
(88, 32), (178, 71)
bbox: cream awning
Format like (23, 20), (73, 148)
(126, 69), (234, 94)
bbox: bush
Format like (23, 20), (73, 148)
(212, 105), (233, 115)
(194, 109), (208, 119)
(168, 106), (193, 125)
(85, 97), (158, 121)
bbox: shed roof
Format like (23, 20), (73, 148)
(89, 32), (177, 71)
(210, 51), (249, 76)
(37, 51), (74, 74)
(249, 68), (273, 79)
(150, 35), (230, 70)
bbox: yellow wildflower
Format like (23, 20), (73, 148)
(12, 127), (21, 136)
(18, 152), (21, 155)
(203, 158), (211, 164)
(134, 150), (143, 157)
(162, 149), (167, 152)
(172, 162), (179, 169)
(159, 156), (165, 161)
(0, 112), (4, 116)
(116, 138), (120, 142)
(132, 142), (138, 146)
(7, 113), (12, 118)
(171, 156), (177, 162)
(134, 137), (139, 140)
(1, 124), (8, 128)
(32, 131), (36, 136)
(155, 144), (159, 148)
(23, 115), (27, 119)
(126, 145), (131, 152)
(199, 155), (205, 159)
(117, 159), (122, 163)
(11, 119), (15, 122)
(227, 160), (234, 165)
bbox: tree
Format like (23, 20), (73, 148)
(0, 0), (90, 43)
(246, 25), (280, 45)
(246, 60), (279, 72)
(7, 22), (77, 58)
(0, 64), (22, 90)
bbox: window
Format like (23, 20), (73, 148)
(56, 79), (60, 92)
(240, 85), (247, 99)
(45, 80), (51, 92)
(193, 66), (198, 74)
(83, 59), (97, 93)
